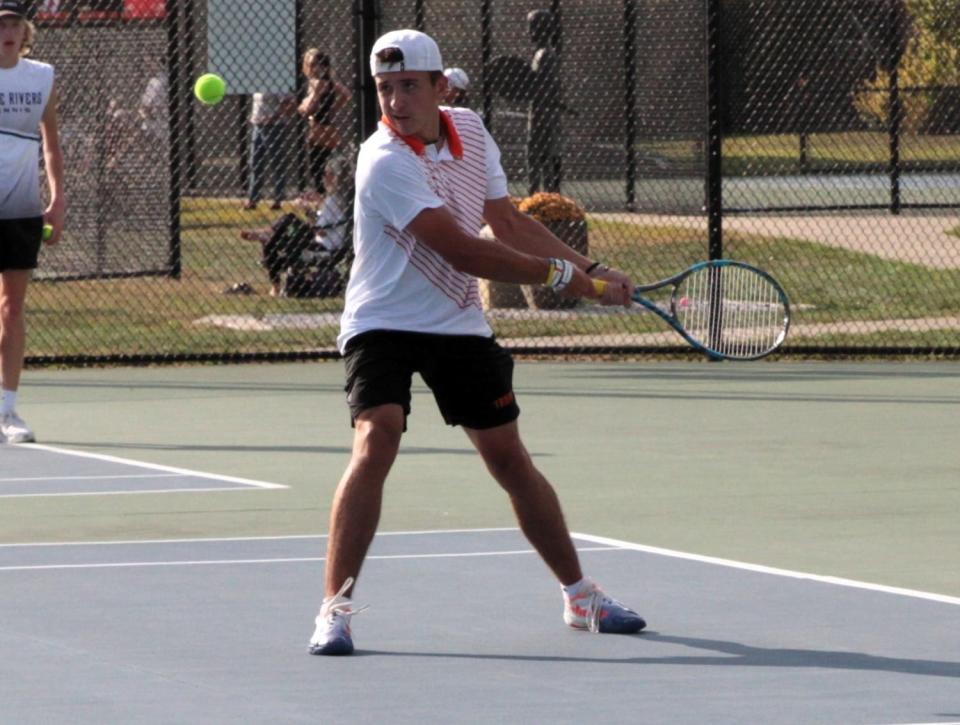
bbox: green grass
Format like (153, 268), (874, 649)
(643, 132), (960, 175)
(25, 200), (960, 360)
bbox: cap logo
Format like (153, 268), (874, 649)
(375, 47), (405, 72)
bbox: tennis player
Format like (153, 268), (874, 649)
(309, 29), (646, 655)
(0, 0), (65, 444)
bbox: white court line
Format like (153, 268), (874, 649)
(0, 527), (519, 548)
(0, 546), (618, 572)
(14, 443), (288, 491)
(572, 532), (960, 607)
(0, 487), (269, 499)
(0, 473), (181, 483)
(2, 529), (958, 608)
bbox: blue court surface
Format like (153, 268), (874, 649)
(0, 443), (286, 498)
(2, 528), (958, 724)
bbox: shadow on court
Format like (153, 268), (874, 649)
(358, 635), (960, 679)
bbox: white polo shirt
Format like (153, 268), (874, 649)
(337, 106), (509, 351)
(0, 58), (54, 220)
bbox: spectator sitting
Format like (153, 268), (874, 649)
(239, 153), (354, 297)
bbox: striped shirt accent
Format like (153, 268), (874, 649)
(397, 110), (488, 308)
(338, 106), (505, 351)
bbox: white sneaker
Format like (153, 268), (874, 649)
(308, 577), (368, 656)
(563, 578), (646, 634)
(1, 411), (35, 444)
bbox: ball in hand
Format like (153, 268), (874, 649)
(42, 223), (53, 241)
(194, 73), (226, 105)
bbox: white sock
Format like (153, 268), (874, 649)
(1, 389), (16, 416)
(562, 577), (589, 598)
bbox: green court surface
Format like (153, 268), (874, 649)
(5, 360), (958, 599)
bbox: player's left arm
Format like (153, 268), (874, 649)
(40, 80), (65, 245)
(483, 197), (632, 305)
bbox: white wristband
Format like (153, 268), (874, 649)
(545, 258), (574, 292)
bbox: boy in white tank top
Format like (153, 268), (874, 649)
(0, 0), (65, 443)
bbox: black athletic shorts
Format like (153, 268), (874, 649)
(342, 329), (521, 430)
(0, 217), (43, 272)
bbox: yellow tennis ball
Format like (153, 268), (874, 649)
(42, 223), (53, 241)
(194, 73), (226, 105)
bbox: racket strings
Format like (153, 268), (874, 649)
(676, 266), (788, 359)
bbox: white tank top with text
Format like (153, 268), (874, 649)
(0, 58), (54, 219)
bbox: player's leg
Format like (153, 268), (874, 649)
(310, 331), (415, 655)
(0, 219), (41, 444)
(0, 269), (34, 443)
(428, 335), (646, 634)
(467, 422), (646, 634)
(465, 421), (583, 585)
(323, 404), (403, 598)
(310, 403), (403, 656)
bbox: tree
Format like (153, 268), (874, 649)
(854, 0), (960, 133)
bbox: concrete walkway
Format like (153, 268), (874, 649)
(595, 211), (960, 269)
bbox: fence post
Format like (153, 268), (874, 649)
(295, 0), (307, 193)
(481, 0), (493, 131)
(704, 0), (723, 260)
(415, 0), (425, 31)
(165, 0), (182, 279)
(182, 0), (197, 192)
(888, 0), (903, 215)
(354, 0), (381, 142)
(623, 0), (637, 212)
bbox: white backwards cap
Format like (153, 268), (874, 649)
(370, 29), (443, 76)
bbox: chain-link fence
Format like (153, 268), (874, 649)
(21, 0), (960, 363)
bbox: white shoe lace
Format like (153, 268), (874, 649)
(582, 588), (605, 633)
(571, 580), (626, 634)
(319, 577), (369, 623)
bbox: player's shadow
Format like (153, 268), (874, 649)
(359, 632), (960, 679)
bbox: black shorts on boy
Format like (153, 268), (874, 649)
(0, 217), (43, 271)
(343, 329), (521, 430)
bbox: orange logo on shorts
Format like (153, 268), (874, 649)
(492, 391), (515, 409)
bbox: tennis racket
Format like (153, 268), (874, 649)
(599, 260), (790, 360)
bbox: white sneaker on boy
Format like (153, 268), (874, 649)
(1, 411), (35, 444)
(309, 577), (368, 656)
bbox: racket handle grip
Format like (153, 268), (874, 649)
(592, 279), (607, 297)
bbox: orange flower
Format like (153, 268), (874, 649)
(515, 192), (586, 222)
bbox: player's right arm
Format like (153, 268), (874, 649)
(39, 80), (65, 245)
(363, 147), (600, 299)
(406, 205), (598, 299)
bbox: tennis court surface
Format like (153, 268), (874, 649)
(1, 361), (958, 723)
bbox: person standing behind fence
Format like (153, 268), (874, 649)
(243, 91), (297, 211)
(0, 0), (65, 444)
(526, 9), (563, 195)
(138, 57), (167, 147)
(298, 49), (349, 194)
(442, 67), (469, 106)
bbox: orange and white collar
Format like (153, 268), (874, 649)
(381, 109), (463, 159)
